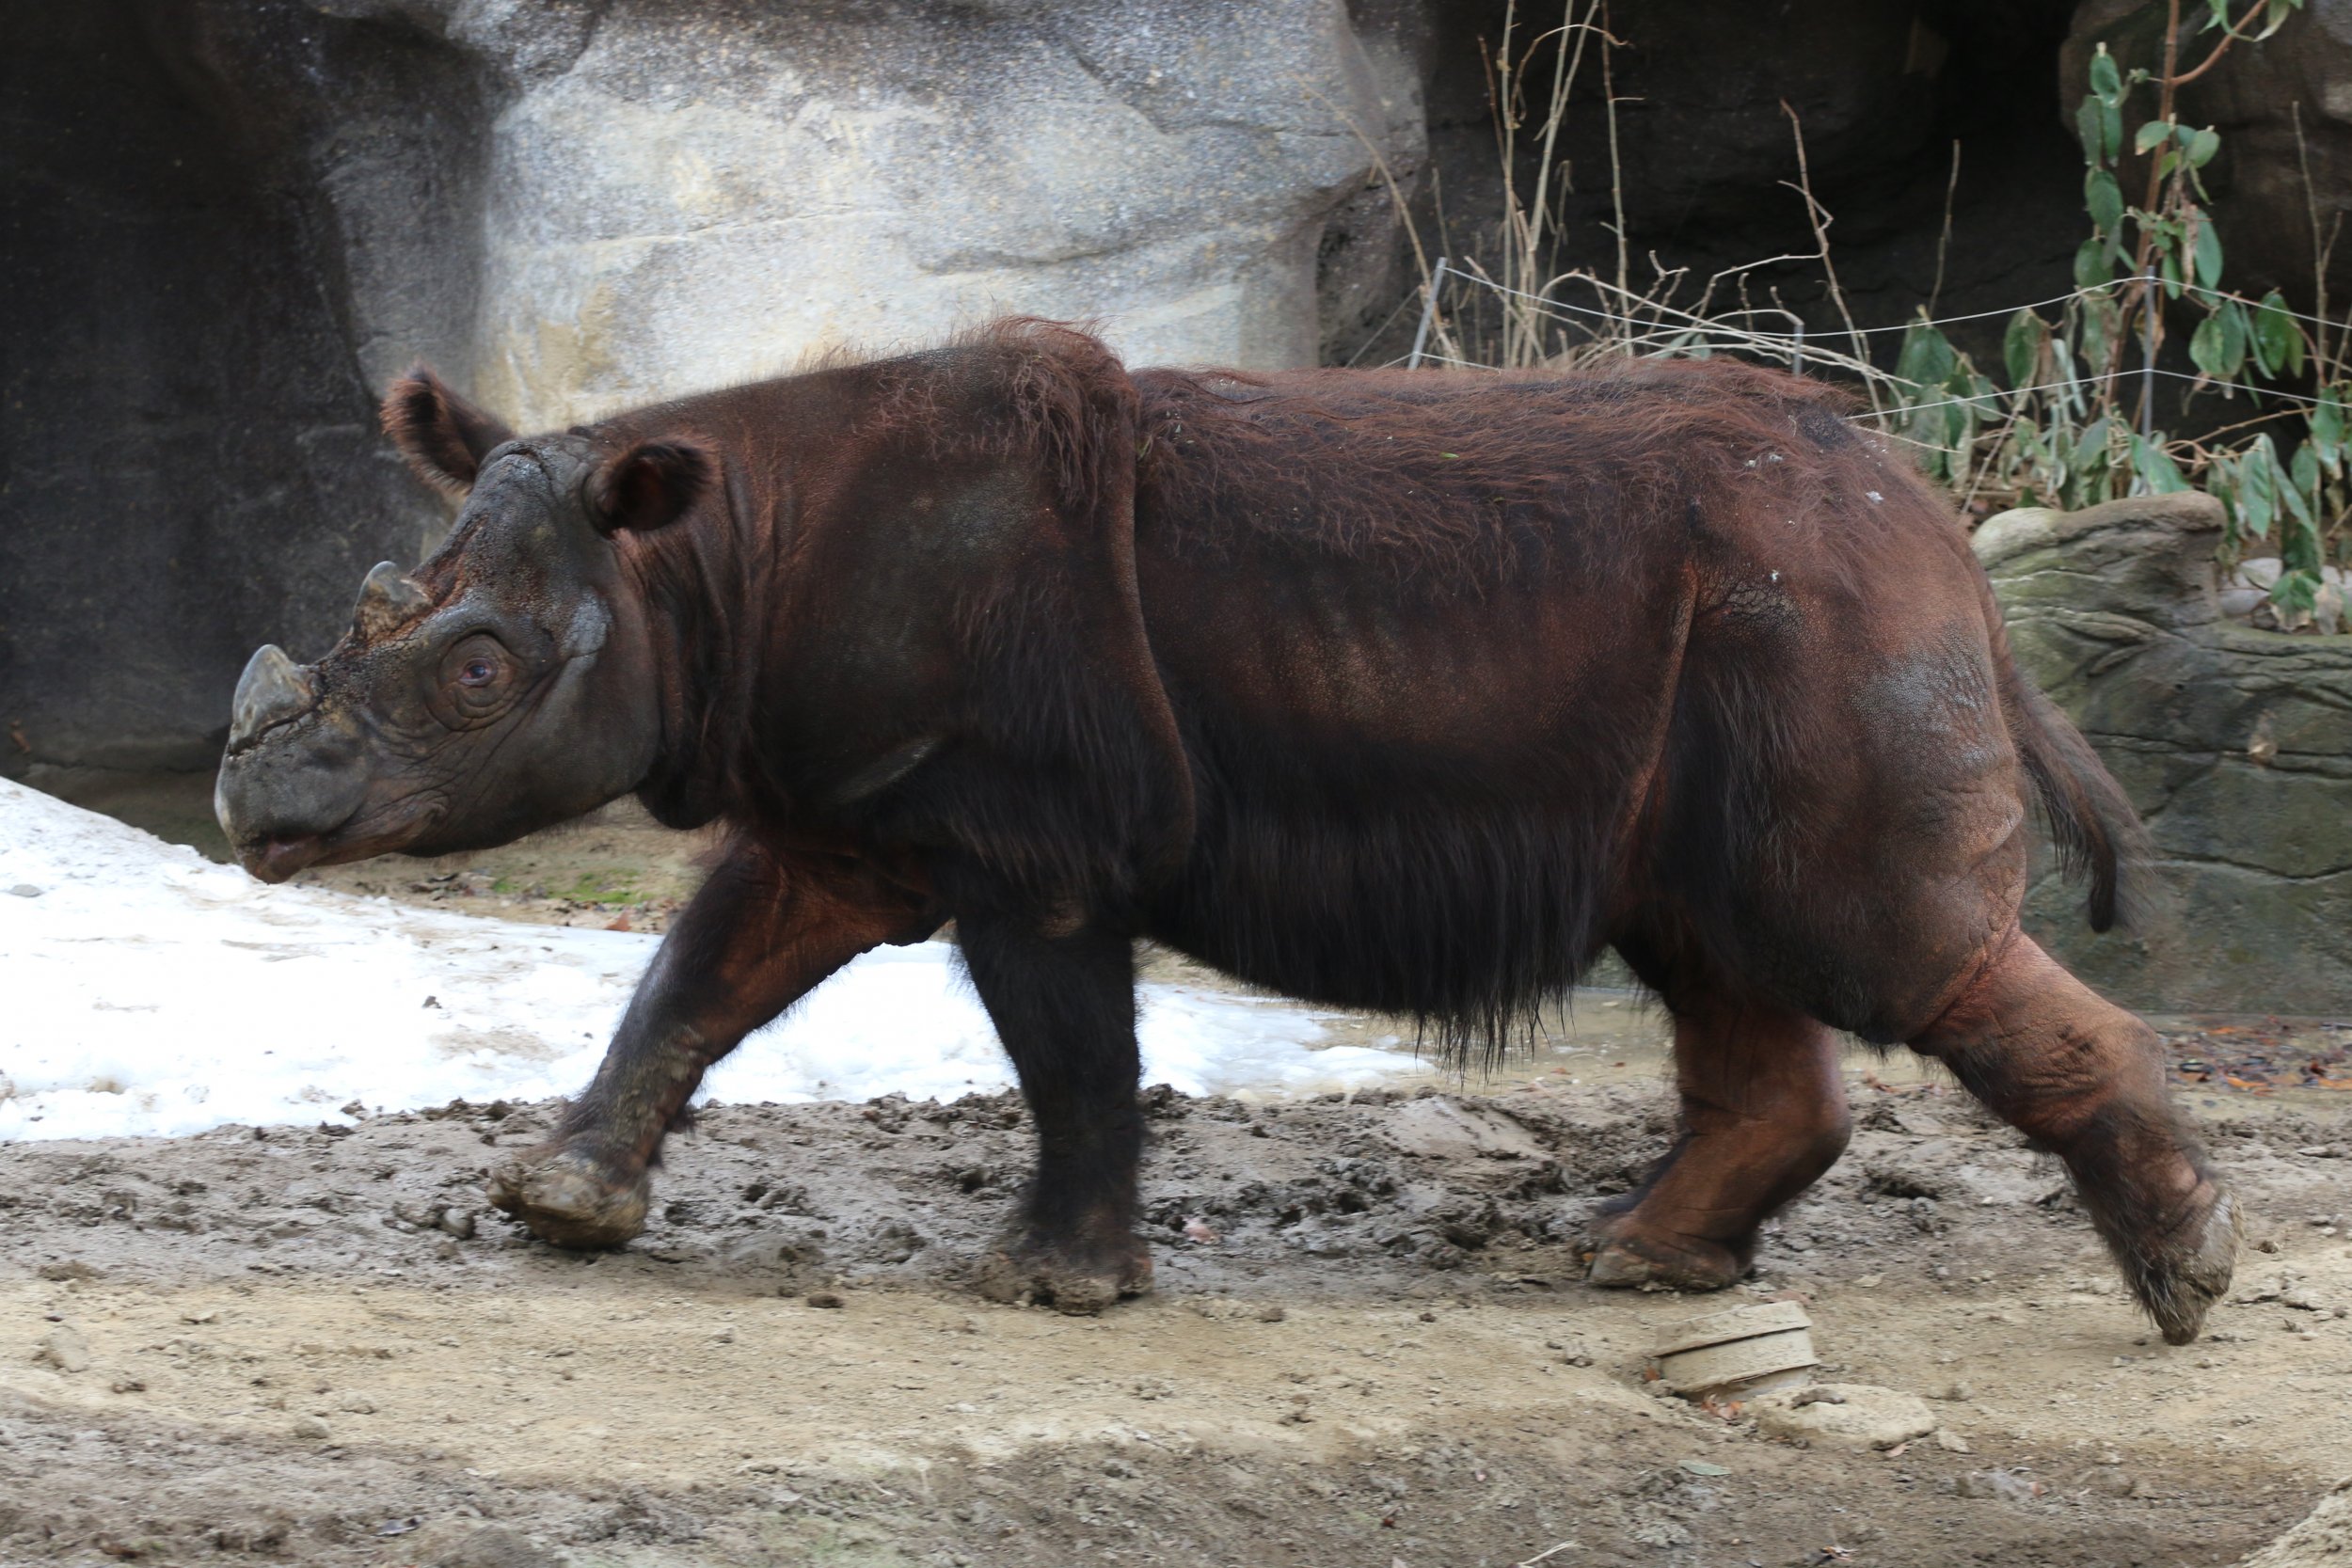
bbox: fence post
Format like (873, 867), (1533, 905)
(1407, 258), (1448, 370)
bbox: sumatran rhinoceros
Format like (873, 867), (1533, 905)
(214, 321), (2237, 1338)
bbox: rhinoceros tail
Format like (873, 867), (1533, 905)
(1983, 589), (2150, 933)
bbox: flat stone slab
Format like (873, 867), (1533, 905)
(1747, 1383), (1936, 1449)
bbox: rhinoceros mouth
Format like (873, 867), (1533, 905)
(246, 832), (330, 884)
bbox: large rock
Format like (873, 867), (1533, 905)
(1745, 1383), (1937, 1449)
(0, 0), (1422, 775)
(0, 0), (454, 774)
(455, 0), (1423, 428)
(1979, 493), (2352, 1013)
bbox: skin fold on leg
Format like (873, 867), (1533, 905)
(954, 917), (1152, 1316)
(1588, 994), (1853, 1291)
(485, 842), (930, 1248)
(1909, 927), (2237, 1345)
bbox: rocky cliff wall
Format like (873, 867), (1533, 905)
(0, 0), (1422, 772)
(1980, 495), (2352, 1015)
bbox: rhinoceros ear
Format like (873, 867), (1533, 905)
(381, 363), (516, 496)
(586, 436), (715, 535)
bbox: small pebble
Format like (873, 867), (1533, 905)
(292, 1415), (330, 1440)
(7, 884), (41, 898)
(39, 1326), (91, 1373)
(805, 1291), (845, 1309)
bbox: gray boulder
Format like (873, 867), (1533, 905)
(1979, 493), (2352, 1013)
(447, 0), (1424, 426)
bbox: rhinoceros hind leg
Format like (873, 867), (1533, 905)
(485, 1146), (651, 1250)
(1586, 990), (1851, 1292)
(1909, 929), (2235, 1345)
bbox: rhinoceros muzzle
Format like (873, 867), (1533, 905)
(228, 643), (317, 749)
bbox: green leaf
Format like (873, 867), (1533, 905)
(2131, 434), (2191, 493)
(2075, 98), (2106, 166)
(2160, 249), (2184, 298)
(2312, 384), (2347, 468)
(2103, 100), (2124, 161)
(2003, 309), (2044, 388)
(2253, 292), (2305, 378)
(2190, 312), (2228, 378)
(2292, 440), (2322, 507)
(2280, 462), (2315, 528)
(2136, 119), (2174, 154)
(2074, 414), (2113, 470)
(1896, 321), (1960, 391)
(2085, 168), (2125, 235)
(2188, 125), (2221, 167)
(2244, 436), (2280, 539)
(2074, 237), (2116, 290)
(2090, 48), (2122, 103)
(2191, 211), (2224, 290)
(2219, 300), (2250, 377)
(2274, 569), (2320, 615)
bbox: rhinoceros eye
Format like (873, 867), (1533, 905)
(437, 635), (516, 723)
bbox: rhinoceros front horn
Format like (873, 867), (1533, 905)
(229, 644), (316, 747)
(353, 561), (433, 641)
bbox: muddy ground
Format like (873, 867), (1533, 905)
(6, 1071), (2352, 1568)
(7, 778), (2351, 1567)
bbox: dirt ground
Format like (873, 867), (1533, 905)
(8, 778), (2352, 1567)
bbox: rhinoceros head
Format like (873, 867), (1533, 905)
(214, 366), (710, 882)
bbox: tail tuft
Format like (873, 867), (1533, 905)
(1994, 648), (2150, 933)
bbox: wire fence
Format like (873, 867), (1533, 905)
(1391, 257), (2337, 423)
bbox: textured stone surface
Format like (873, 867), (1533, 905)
(0, 0), (1421, 774)
(458, 0), (1422, 428)
(1979, 493), (2352, 1013)
(2239, 1478), (2352, 1568)
(1746, 1383), (1937, 1449)
(0, 0), (456, 772)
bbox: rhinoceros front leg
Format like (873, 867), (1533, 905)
(487, 841), (932, 1247)
(956, 916), (1152, 1314)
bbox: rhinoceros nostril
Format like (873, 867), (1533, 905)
(228, 644), (316, 748)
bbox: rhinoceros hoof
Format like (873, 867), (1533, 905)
(971, 1232), (1154, 1316)
(1584, 1222), (1747, 1292)
(485, 1148), (650, 1250)
(2133, 1186), (2240, 1347)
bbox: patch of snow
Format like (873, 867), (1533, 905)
(0, 781), (1420, 1141)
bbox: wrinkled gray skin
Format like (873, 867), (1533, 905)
(215, 438), (663, 882)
